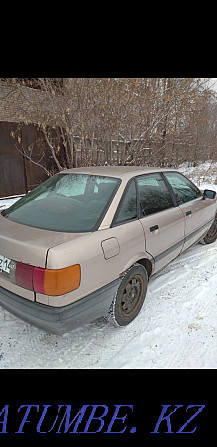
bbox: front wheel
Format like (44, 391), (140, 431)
(106, 263), (148, 327)
(202, 215), (217, 244)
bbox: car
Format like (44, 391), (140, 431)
(0, 166), (217, 335)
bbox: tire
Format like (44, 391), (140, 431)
(202, 215), (217, 244)
(106, 263), (148, 327)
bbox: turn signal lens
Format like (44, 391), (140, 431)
(9, 261), (81, 296)
(33, 264), (81, 296)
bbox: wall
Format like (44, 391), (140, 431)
(0, 122), (50, 198)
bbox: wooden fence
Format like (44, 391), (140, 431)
(0, 122), (50, 198)
(0, 121), (148, 198)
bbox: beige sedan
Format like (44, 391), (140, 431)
(0, 166), (216, 334)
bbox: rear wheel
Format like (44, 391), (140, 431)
(106, 263), (148, 327)
(202, 215), (217, 244)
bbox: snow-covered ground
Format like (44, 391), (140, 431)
(1, 162), (217, 369)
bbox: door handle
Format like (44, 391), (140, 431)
(186, 210), (192, 216)
(150, 225), (159, 232)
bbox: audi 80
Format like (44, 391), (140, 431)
(0, 166), (216, 334)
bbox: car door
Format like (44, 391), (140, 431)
(136, 173), (185, 273)
(163, 171), (217, 251)
(110, 178), (154, 275)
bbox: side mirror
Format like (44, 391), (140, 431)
(203, 189), (216, 200)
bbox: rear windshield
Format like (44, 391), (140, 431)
(3, 173), (121, 232)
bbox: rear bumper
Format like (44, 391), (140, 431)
(0, 279), (121, 335)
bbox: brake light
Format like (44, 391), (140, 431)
(33, 267), (45, 294)
(9, 261), (81, 296)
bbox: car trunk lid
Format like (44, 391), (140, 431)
(0, 213), (83, 269)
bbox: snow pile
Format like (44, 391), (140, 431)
(0, 196), (22, 210)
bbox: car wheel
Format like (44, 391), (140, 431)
(202, 215), (217, 244)
(106, 263), (148, 327)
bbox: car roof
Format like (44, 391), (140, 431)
(59, 166), (176, 179)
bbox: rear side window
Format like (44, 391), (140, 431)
(114, 179), (137, 224)
(164, 172), (202, 205)
(137, 173), (174, 216)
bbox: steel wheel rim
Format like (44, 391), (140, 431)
(120, 274), (144, 317)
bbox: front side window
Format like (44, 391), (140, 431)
(164, 172), (202, 205)
(137, 173), (174, 216)
(3, 174), (121, 232)
(114, 179), (137, 225)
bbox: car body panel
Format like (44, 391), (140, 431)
(42, 220), (149, 307)
(178, 197), (216, 251)
(139, 206), (185, 272)
(59, 165), (174, 178)
(0, 273), (35, 301)
(0, 165), (216, 333)
(0, 212), (84, 268)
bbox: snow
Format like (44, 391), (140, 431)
(0, 196), (22, 210)
(1, 162), (217, 369)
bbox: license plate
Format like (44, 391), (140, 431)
(0, 254), (12, 276)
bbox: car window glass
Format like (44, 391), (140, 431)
(4, 174), (120, 233)
(94, 178), (118, 193)
(35, 174), (88, 199)
(137, 177), (159, 187)
(115, 180), (137, 224)
(164, 172), (202, 205)
(56, 175), (87, 197)
(137, 173), (174, 216)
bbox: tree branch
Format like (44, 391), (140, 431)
(12, 140), (52, 177)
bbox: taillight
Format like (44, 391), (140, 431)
(33, 267), (45, 294)
(10, 261), (34, 291)
(33, 265), (81, 296)
(9, 261), (81, 296)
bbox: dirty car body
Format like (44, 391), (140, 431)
(0, 166), (216, 335)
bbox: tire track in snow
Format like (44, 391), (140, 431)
(104, 242), (217, 368)
(157, 245), (217, 368)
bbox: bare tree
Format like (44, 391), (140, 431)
(2, 77), (217, 173)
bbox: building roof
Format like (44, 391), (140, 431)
(0, 82), (58, 124)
